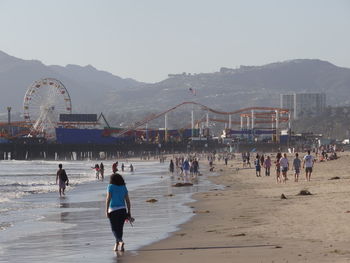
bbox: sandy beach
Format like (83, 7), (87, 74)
(124, 152), (350, 263)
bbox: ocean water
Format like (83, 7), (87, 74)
(0, 159), (219, 262)
(0, 160), (163, 233)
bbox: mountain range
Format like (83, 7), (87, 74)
(1, 50), (350, 128)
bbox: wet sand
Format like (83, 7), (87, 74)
(125, 152), (350, 263)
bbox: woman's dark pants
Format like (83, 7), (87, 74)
(109, 208), (127, 243)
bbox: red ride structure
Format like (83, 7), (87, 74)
(114, 101), (290, 142)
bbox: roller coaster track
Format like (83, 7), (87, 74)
(116, 101), (290, 137)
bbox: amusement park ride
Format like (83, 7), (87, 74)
(0, 78), (291, 143)
(23, 78), (72, 138)
(115, 101), (290, 142)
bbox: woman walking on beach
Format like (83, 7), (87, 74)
(106, 173), (131, 252)
(260, 154), (265, 169)
(254, 155), (261, 177)
(246, 152), (251, 168)
(264, 156), (271, 176)
(275, 153), (282, 183)
(279, 153), (289, 183)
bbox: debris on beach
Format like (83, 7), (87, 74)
(219, 169), (223, 172)
(329, 176), (340, 180)
(231, 233), (246, 237)
(146, 198), (158, 203)
(165, 194), (174, 197)
(281, 193), (287, 199)
(173, 183), (193, 187)
(193, 210), (210, 214)
(298, 189), (312, 196)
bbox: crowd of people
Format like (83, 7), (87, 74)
(168, 155), (200, 184)
(247, 150), (317, 183)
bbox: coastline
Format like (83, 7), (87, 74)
(124, 152), (350, 263)
(0, 159), (218, 262)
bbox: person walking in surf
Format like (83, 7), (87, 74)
(112, 161), (118, 174)
(100, 162), (105, 181)
(93, 164), (100, 180)
(56, 164), (69, 197)
(169, 159), (174, 174)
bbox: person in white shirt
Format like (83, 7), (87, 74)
(303, 150), (315, 181)
(279, 153), (289, 183)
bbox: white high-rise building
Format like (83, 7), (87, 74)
(280, 93), (326, 119)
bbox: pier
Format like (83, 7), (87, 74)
(0, 138), (230, 161)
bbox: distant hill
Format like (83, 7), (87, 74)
(1, 50), (350, 131)
(0, 50), (143, 116)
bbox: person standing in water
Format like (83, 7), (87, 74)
(182, 159), (191, 183)
(169, 159), (174, 174)
(100, 162), (104, 181)
(56, 164), (69, 197)
(112, 161), (118, 174)
(106, 173), (132, 252)
(94, 164), (100, 180)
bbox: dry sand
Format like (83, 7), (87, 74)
(123, 152), (350, 263)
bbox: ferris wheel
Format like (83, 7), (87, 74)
(23, 78), (72, 138)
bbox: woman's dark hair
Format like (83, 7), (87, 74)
(110, 173), (126, 186)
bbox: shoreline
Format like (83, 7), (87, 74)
(124, 152), (350, 263)
(0, 159), (218, 262)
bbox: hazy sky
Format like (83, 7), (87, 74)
(0, 0), (349, 82)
